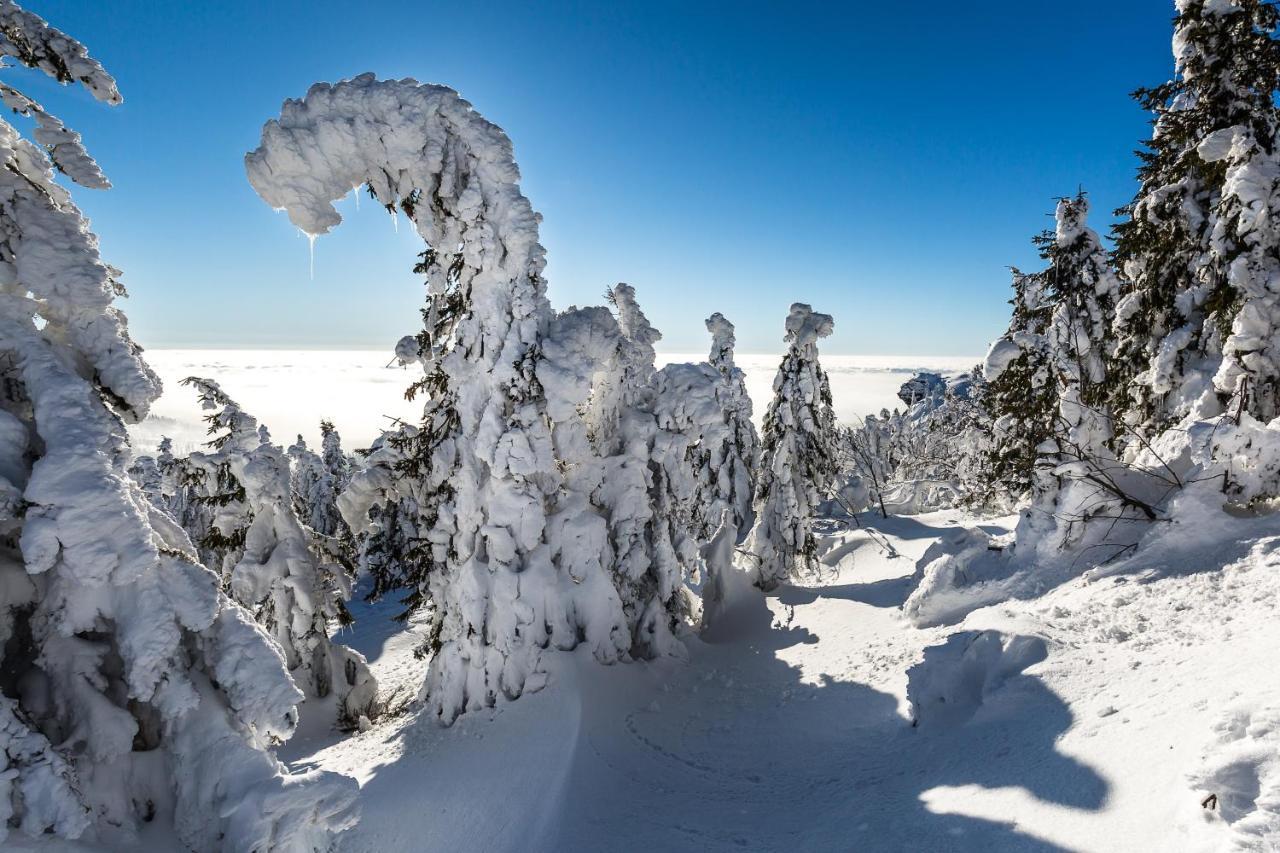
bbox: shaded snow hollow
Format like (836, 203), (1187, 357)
(277, 510), (1277, 853)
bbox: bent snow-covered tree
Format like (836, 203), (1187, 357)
(247, 75), (638, 724)
(746, 303), (838, 590)
(0, 4), (357, 848)
(182, 378), (377, 726)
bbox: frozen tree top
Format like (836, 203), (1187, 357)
(1177, 0), (1241, 16)
(1055, 194), (1090, 247)
(245, 73), (540, 257)
(611, 283), (662, 348)
(784, 303), (834, 347)
(706, 312), (736, 366)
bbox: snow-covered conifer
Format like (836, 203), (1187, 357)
(247, 76), (634, 723)
(288, 434), (324, 520)
(589, 284), (694, 660)
(337, 428), (425, 613)
(1017, 195), (1140, 553)
(0, 5), (358, 846)
(289, 422), (354, 550)
(1111, 0), (1280, 432)
(699, 312), (759, 535)
(127, 451), (161, 504)
(182, 378), (377, 725)
(842, 369), (995, 515)
(745, 304), (838, 590)
(982, 265), (1057, 500)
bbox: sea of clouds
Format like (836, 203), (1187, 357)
(128, 349), (981, 456)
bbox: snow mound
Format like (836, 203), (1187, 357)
(902, 527), (1017, 628)
(1190, 701), (1280, 850)
(907, 630), (1048, 726)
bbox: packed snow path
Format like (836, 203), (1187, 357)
(291, 510), (1279, 852)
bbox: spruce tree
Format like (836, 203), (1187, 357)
(1019, 195), (1136, 553)
(700, 312), (760, 535)
(338, 428), (424, 613)
(982, 264), (1057, 500)
(746, 303), (838, 590)
(1110, 0), (1280, 432)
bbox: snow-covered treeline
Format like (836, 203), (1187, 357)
(891, 0), (1280, 635)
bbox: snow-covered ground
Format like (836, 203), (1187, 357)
(275, 509), (1277, 853)
(128, 349), (979, 454)
(112, 350), (1280, 852)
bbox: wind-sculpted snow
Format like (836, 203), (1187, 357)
(0, 1), (120, 104)
(906, 631), (1049, 726)
(0, 120), (160, 421)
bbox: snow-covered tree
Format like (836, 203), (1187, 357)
(149, 437), (194, 522)
(746, 303), (838, 590)
(1016, 195), (1150, 554)
(698, 312), (759, 535)
(289, 421), (354, 553)
(982, 264), (1057, 501)
(182, 378), (377, 726)
(0, 4), (358, 847)
(338, 426), (425, 615)
(840, 369), (996, 516)
(247, 76), (634, 724)
(127, 451), (161, 503)
(1110, 0), (1280, 433)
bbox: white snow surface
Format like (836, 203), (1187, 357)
(258, 507), (1277, 853)
(127, 349), (980, 455)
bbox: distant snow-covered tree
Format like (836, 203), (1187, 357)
(699, 312), (759, 535)
(290, 421), (355, 553)
(746, 303), (838, 590)
(338, 426), (425, 615)
(247, 76), (634, 723)
(0, 4), (357, 847)
(182, 378), (377, 725)
(841, 369), (996, 516)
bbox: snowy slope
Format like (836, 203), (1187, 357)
(280, 509), (1275, 853)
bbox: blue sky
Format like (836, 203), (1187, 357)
(31, 1), (1174, 355)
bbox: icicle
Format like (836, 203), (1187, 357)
(308, 233), (316, 280)
(352, 186), (360, 211)
(390, 208), (399, 234)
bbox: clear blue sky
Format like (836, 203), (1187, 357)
(28, 1), (1175, 355)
